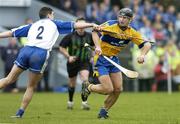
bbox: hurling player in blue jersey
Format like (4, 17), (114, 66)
(82, 8), (151, 119)
(0, 7), (99, 118)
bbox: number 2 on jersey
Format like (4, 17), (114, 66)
(36, 26), (44, 39)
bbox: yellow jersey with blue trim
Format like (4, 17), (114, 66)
(99, 20), (145, 56)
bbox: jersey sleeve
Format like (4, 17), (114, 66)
(131, 28), (146, 49)
(11, 24), (32, 37)
(59, 34), (72, 48)
(53, 20), (74, 34)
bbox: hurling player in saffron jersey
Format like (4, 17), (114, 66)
(82, 8), (151, 119)
(0, 7), (99, 118)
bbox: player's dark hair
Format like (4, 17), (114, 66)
(118, 8), (133, 18)
(39, 7), (53, 19)
(75, 17), (86, 22)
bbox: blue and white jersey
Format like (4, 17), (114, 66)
(11, 19), (74, 50)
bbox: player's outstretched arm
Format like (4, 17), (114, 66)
(74, 22), (99, 29)
(0, 31), (13, 38)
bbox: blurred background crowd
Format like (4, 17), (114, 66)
(0, 0), (180, 92)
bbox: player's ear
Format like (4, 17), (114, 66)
(129, 17), (133, 24)
(47, 13), (52, 18)
(132, 15), (135, 20)
(46, 14), (50, 18)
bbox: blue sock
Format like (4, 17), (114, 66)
(99, 108), (108, 115)
(16, 109), (24, 117)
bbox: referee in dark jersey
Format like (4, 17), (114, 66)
(59, 17), (94, 110)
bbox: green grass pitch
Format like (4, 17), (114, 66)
(0, 92), (180, 124)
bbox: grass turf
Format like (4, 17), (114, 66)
(0, 92), (180, 124)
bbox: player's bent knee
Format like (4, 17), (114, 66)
(114, 87), (123, 94)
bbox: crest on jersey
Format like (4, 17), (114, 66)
(118, 40), (124, 44)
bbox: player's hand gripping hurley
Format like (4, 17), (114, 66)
(84, 43), (139, 78)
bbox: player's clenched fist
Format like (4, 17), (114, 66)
(92, 23), (102, 32)
(95, 46), (102, 55)
(137, 55), (145, 64)
(68, 56), (77, 63)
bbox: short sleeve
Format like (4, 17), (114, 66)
(11, 24), (32, 37)
(131, 28), (145, 48)
(53, 20), (74, 34)
(59, 33), (72, 48)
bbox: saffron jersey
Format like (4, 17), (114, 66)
(99, 20), (146, 56)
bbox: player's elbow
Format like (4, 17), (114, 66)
(73, 22), (79, 29)
(8, 31), (13, 37)
(59, 47), (64, 52)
